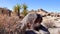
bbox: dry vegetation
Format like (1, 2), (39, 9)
(0, 14), (22, 34)
(0, 8), (60, 34)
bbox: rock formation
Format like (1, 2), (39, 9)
(0, 8), (12, 16)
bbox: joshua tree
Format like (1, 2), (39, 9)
(22, 4), (28, 16)
(16, 4), (21, 16)
(13, 4), (21, 17)
(13, 6), (17, 13)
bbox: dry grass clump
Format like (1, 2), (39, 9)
(0, 14), (22, 34)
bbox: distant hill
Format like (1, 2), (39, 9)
(28, 9), (60, 17)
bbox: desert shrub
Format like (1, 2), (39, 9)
(0, 14), (22, 34)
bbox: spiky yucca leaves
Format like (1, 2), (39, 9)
(22, 4), (28, 16)
(13, 4), (21, 17)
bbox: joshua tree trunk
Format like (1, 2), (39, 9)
(17, 10), (20, 18)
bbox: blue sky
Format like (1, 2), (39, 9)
(0, 0), (60, 12)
